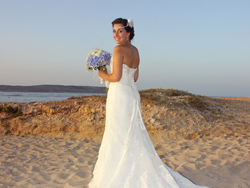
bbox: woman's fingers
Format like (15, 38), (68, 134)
(98, 70), (104, 78)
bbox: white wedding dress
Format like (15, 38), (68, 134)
(88, 61), (209, 188)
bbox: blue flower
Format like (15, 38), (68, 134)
(85, 48), (111, 71)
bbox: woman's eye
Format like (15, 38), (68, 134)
(119, 30), (123, 33)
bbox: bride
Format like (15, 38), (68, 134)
(88, 18), (209, 188)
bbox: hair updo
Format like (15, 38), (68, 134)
(112, 18), (135, 41)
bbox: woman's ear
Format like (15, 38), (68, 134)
(127, 32), (130, 40)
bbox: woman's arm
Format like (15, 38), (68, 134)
(98, 46), (123, 82)
(134, 47), (140, 82)
(134, 67), (139, 82)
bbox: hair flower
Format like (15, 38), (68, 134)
(127, 18), (134, 28)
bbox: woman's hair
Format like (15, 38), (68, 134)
(112, 18), (135, 41)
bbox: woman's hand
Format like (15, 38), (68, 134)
(98, 69), (108, 81)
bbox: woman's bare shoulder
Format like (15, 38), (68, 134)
(114, 45), (123, 51)
(131, 45), (139, 55)
(113, 45), (125, 56)
(131, 45), (138, 51)
(132, 45), (139, 59)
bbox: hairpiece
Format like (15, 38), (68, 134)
(113, 26), (126, 30)
(127, 18), (134, 28)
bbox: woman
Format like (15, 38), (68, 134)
(88, 18), (209, 188)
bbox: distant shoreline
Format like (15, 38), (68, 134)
(0, 85), (106, 94)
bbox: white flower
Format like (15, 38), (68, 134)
(96, 50), (101, 57)
(90, 48), (101, 56)
(127, 18), (134, 28)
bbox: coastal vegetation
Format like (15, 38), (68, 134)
(0, 103), (22, 117)
(139, 89), (206, 110)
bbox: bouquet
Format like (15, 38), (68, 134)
(85, 48), (111, 91)
(86, 48), (111, 71)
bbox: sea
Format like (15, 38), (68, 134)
(0, 91), (105, 103)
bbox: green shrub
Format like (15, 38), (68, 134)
(0, 104), (22, 117)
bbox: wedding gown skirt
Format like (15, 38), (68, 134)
(89, 64), (209, 188)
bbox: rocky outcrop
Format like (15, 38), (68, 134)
(1, 89), (250, 140)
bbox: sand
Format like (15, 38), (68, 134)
(0, 134), (249, 188)
(1, 93), (250, 187)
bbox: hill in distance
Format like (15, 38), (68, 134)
(0, 85), (106, 93)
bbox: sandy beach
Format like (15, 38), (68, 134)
(0, 134), (249, 188)
(1, 90), (250, 187)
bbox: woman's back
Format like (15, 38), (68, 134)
(120, 44), (140, 69)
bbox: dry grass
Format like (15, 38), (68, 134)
(68, 95), (107, 104)
(139, 89), (207, 110)
(186, 95), (206, 109)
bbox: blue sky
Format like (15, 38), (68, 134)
(0, 0), (249, 97)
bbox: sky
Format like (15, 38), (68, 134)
(0, 0), (250, 97)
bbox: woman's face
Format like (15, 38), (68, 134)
(113, 23), (130, 44)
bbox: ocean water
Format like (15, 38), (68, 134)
(0, 92), (104, 103)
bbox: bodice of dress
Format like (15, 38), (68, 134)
(110, 59), (137, 87)
(119, 64), (137, 86)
